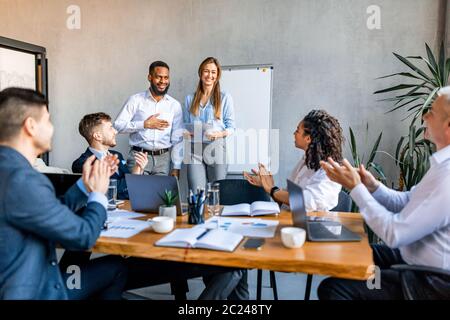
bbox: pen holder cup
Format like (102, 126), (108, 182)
(188, 203), (205, 225)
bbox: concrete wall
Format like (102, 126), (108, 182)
(0, 0), (446, 190)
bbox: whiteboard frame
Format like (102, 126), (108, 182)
(0, 36), (49, 164)
(221, 64), (274, 174)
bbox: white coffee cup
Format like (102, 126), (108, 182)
(281, 227), (306, 248)
(150, 216), (174, 234)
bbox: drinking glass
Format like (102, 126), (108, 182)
(207, 182), (221, 217)
(107, 179), (118, 210)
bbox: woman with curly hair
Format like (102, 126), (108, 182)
(244, 109), (343, 211)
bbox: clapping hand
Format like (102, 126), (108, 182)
(257, 163), (275, 193)
(104, 153), (119, 177)
(243, 168), (263, 187)
(357, 164), (380, 193)
(320, 158), (361, 190)
(132, 152), (148, 174)
(82, 155), (110, 194)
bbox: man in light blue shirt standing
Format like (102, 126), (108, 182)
(318, 87), (450, 300)
(114, 61), (184, 177)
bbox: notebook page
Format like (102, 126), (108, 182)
(250, 201), (280, 215)
(221, 203), (251, 216)
(195, 229), (243, 252)
(155, 228), (205, 248)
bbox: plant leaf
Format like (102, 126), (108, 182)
(367, 132), (382, 166)
(349, 127), (360, 166)
(376, 72), (429, 82)
(369, 162), (387, 184)
(373, 84), (422, 94)
(421, 87), (439, 110)
(393, 52), (432, 82)
(425, 43), (439, 74)
(438, 41), (445, 85)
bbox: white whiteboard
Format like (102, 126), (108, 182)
(0, 47), (36, 90)
(221, 65), (273, 173)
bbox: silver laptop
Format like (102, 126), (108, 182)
(125, 174), (182, 215)
(287, 179), (361, 242)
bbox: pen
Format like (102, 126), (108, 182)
(197, 189), (204, 209)
(196, 228), (211, 240)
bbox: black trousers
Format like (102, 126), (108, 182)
(60, 251), (249, 300)
(60, 254), (128, 300)
(318, 244), (450, 300)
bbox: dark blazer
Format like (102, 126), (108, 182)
(0, 146), (106, 299)
(72, 148), (130, 200)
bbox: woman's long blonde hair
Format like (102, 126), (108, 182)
(189, 57), (222, 119)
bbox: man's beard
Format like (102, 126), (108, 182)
(150, 82), (170, 96)
(107, 141), (117, 148)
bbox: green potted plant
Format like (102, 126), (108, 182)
(348, 125), (386, 186)
(348, 124), (386, 244)
(374, 41), (449, 190)
(159, 189), (178, 220)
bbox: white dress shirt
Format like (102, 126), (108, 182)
(350, 144), (450, 270)
(114, 90), (184, 169)
(289, 156), (342, 211)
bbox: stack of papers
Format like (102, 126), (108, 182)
(101, 218), (152, 238)
(101, 209), (149, 238)
(201, 217), (279, 238)
(185, 122), (214, 143)
(107, 209), (146, 222)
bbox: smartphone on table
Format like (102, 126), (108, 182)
(243, 238), (265, 250)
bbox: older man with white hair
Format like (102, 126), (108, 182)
(318, 86), (450, 300)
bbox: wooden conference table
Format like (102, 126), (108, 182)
(93, 201), (374, 281)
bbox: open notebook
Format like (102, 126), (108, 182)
(221, 201), (280, 216)
(155, 227), (243, 252)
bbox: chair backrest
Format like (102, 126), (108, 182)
(214, 179), (271, 205)
(331, 190), (352, 212)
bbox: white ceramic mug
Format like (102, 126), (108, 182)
(281, 227), (306, 248)
(150, 216), (174, 234)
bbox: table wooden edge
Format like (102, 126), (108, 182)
(93, 208), (374, 281)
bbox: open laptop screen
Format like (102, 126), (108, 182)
(125, 174), (182, 215)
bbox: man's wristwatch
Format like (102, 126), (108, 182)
(270, 186), (280, 199)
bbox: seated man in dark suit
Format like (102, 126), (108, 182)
(72, 112), (148, 199)
(0, 87), (127, 299)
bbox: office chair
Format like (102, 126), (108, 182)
(303, 191), (352, 300)
(214, 179), (277, 300)
(391, 264), (450, 300)
(216, 179), (271, 205)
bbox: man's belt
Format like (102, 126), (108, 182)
(132, 146), (169, 156)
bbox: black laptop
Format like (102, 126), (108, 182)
(44, 173), (82, 198)
(287, 179), (361, 242)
